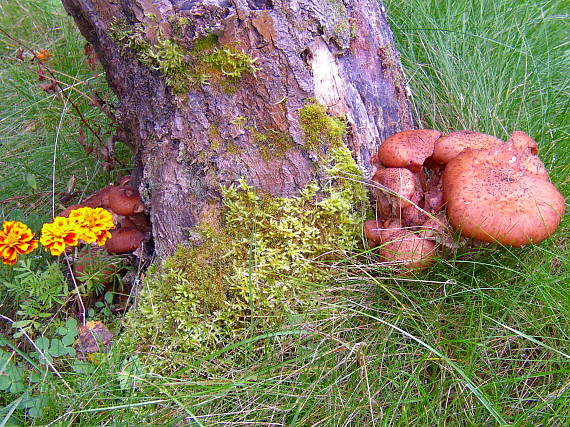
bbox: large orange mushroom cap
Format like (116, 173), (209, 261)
(433, 130), (503, 164)
(377, 129), (441, 172)
(105, 227), (145, 254)
(443, 144), (565, 247)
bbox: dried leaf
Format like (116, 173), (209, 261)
(38, 80), (57, 94)
(84, 43), (98, 70)
(74, 321), (113, 356)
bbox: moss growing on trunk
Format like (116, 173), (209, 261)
(122, 103), (367, 364)
(109, 20), (257, 95)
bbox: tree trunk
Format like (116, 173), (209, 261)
(61, 0), (412, 258)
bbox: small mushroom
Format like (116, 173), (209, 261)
(401, 204), (429, 226)
(418, 213), (458, 249)
(105, 228), (145, 254)
(432, 130), (503, 164)
(116, 213), (150, 233)
(108, 186), (144, 216)
(377, 129), (441, 172)
(443, 144), (565, 247)
(372, 167), (420, 214)
(363, 219), (384, 248)
(507, 131), (538, 155)
(73, 247), (117, 285)
(374, 219), (437, 271)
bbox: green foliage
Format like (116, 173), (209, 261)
(2, 260), (67, 337)
(109, 20), (257, 94)
(0, 318), (79, 420)
(204, 47), (258, 79)
(0, 0), (120, 219)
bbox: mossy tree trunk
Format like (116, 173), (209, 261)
(61, 0), (412, 258)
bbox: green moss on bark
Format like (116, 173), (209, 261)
(109, 20), (257, 95)
(122, 103), (367, 364)
(299, 101), (346, 151)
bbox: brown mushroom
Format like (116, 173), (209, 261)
(377, 129), (441, 172)
(401, 205), (429, 226)
(372, 167), (420, 213)
(507, 130), (538, 155)
(82, 185), (114, 209)
(105, 228), (145, 254)
(432, 130), (503, 164)
(74, 247), (117, 285)
(108, 186), (144, 216)
(418, 213), (457, 249)
(375, 219), (437, 271)
(443, 144), (565, 247)
(363, 219), (384, 248)
(116, 213), (150, 234)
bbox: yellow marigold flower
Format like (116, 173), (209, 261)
(0, 221), (39, 266)
(40, 217), (80, 256)
(68, 207), (115, 246)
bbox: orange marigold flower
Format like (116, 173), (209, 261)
(0, 221), (39, 266)
(68, 207), (115, 246)
(40, 217), (80, 256)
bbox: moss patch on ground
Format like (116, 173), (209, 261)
(122, 103), (367, 364)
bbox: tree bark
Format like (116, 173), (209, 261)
(61, 0), (412, 258)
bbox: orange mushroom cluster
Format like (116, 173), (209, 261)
(366, 129), (565, 272)
(61, 176), (148, 255)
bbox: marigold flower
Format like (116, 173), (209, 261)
(69, 207), (115, 246)
(0, 221), (39, 266)
(40, 217), (80, 256)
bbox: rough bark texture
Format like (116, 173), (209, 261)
(61, 0), (413, 257)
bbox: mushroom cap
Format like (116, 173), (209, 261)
(433, 130), (503, 164)
(82, 185), (113, 209)
(363, 219), (384, 247)
(373, 167), (418, 209)
(375, 219), (437, 271)
(401, 205), (429, 226)
(377, 129), (441, 172)
(108, 186), (144, 216)
(105, 227), (145, 254)
(507, 131), (538, 155)
(443, 145), (565, 247)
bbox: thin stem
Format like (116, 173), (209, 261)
(64, 253), (86, 327)
(52, 98), (70, 218)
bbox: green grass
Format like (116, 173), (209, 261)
(1, 0), (569, 425)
